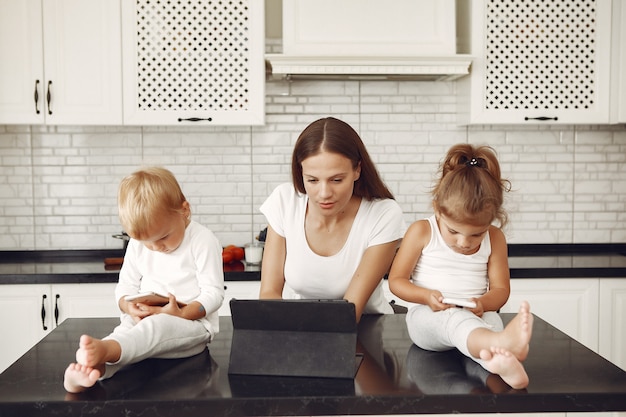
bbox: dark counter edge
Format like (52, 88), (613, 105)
(507, 243), (626, 256)
(0, 244), (624, 285)
(2, 243), (624, 262)
(0, 249), (126, 262)
(0, 243), (626, 262)
(1, 395), (625, 417)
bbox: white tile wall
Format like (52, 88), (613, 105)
(0, 80), (625, 249)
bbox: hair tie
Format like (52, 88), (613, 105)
(464, 157), (485, 168)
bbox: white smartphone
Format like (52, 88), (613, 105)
(442, 297), (476, 309)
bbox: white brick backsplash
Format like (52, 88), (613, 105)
(0, 79), (625, 249)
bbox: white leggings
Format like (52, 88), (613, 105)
(101, 313), (212, 379)
(406, 305), (503, 369)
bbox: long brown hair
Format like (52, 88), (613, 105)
(432, 144), (511, 227)
(291, 117), (394, 200)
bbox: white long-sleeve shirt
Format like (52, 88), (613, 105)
(115, 220), (225, 335)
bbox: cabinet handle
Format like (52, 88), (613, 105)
(524, 116), (558, 121)
(177, 117), (212, 122)
(41, 294), (48, 331)
(54, 294), (60, 327)
(34, 80), (40, 114)
(46, 81), (53, 115)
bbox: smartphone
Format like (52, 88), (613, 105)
(124, 292), (187, 307)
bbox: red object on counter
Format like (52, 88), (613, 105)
(223, 245), (245, 264)
(223, 260), (245, 271)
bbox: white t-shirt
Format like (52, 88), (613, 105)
(260, 183), (406, 314)
(115, 220), (225, 335)
(411, 214), (491, 299)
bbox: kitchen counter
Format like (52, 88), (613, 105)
(0, 313), (624, 416)
(0, 249), (260, 284)
(0, 244), (625, 285)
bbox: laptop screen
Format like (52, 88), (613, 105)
(229, 298), (357, 332)
(228, 299), (360, 379)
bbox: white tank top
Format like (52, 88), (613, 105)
(410, 215), (491, 299)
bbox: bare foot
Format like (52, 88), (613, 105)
(480, 347), (529, 389)
(504, 301), (533, 360)
(468, 301), (533, 361)
(63, 363), (102, 393)
(75, 334), (121, 368)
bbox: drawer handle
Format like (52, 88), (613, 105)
(54, 294), (60, 326)
(177, 117), (212, 122)
(41, 294), (48, 331)
(524, 116), (558, 121)
(47, 80), (53, 115)
(34, 80), (40, 114)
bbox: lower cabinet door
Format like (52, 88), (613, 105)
(0, 285), (50, 373)
(599, 279), (626, 371)
(0, 283), (119, 374)
(501, 278), (599, 352)
(51, 283), (119, 325)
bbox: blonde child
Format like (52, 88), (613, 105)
(64, 167), (224, 393)
(388, 144), (533, 389)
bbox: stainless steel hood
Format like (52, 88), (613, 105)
(265, 54), (473, 82)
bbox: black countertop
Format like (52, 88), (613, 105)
(1, 244), (625, 285)
(0, 313), (624, 416)
(0, 249), (260, 284)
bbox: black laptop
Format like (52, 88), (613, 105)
(228, 299), (361, 379)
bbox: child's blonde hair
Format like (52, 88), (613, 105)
(118, 167), (188, 238)
(432, 144), (511, 228)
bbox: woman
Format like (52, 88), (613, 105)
(259, 117), (405, 321)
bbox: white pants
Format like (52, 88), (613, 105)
(101, 313), (212, 379)
(405, 305), (503, 369)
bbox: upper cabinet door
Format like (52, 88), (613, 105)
(610, 0), (626, 123)
(42, 0), (123, 125)
(460, 0), (612, 125)
(121, 0), (265, 126)
(0, 0), (45, 124)
(282, 0), (457, 56)
(0, 0), (122, 125)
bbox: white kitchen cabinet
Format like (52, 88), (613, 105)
(459, 0), (612, 124)
(281, 0), (456, 56)
(599, 279), (626, 370)
(610, 0), (626, 123)
(0, 285), (49, 374)
(121, 0), (265, 126)
(267, 0), (471, 81)
(0, 0), (122, 125)
(0, 283), (118, 373)
(500, 278), (599, 352)
(219, 281), (260, 316)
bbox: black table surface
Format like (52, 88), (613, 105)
(0, 314), (625, 416)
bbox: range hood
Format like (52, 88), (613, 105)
(265, 54), (473, 82)
(268, 0), (471, 82)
